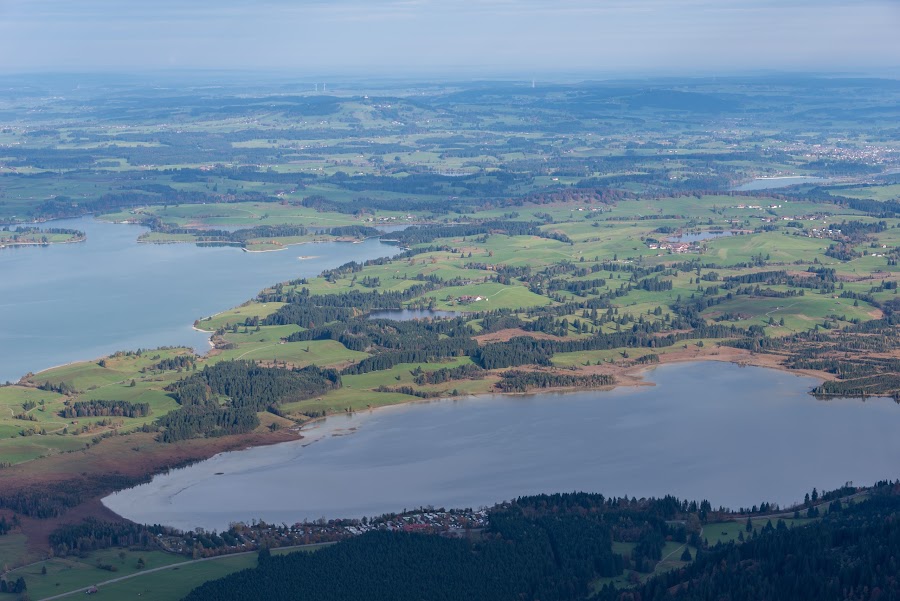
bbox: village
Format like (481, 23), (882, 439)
(154, 507), (491, 559)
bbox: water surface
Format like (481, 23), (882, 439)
(0, 217), (394, 382)
(668, 231), (732, 243)
(102, 362), (900, 531)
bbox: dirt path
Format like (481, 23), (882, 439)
(236, 343), (280, 360)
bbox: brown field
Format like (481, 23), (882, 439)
(0, 428), (301, 561)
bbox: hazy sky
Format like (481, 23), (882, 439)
(0, 0), (897, 75)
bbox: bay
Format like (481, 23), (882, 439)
(102, 362), (900, 532)
(0, 216), (394, 382)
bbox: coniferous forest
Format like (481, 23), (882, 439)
(182, 485), (900, 601)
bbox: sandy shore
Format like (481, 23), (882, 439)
(630, 345), (830, 382)
(190, 325), (217, 346)
(242, 246), (288, 253)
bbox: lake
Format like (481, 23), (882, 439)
(102, 362), (900, 532)
(667, 231), (732, 243)
(732, 176), (826, 191)
(0, 217), (395, 382)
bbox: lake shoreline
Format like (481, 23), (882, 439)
(0, 341), (833, 563)
(281, 346), (827, 445)
(0, 216), (397, 382)
(94, 348), (826, 518)
(0, 216), (831, 560)
(0, 235), (87, 250)
(100, 358), (879, 532)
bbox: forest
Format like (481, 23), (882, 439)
(159, 361), (341, 441)
(178, 485), (900, 601)
(179, 492), (670, 601)
(598, 488), (900, 601)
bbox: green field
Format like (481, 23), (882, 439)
(5, 545), (327, 601)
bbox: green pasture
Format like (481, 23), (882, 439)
(197, 302), (285, 331)
(6, 549), (184, 600)
(0, 386), (74, 436)
(552, 347), (660, 368)
(110, 201), (425, 229)
(341, 357), (477, 391)
(592, 540), (692, 591)
(701, 231), (829, 265)
(830, 184), (900, 202)
(700, 293), (874, 331)
(422, 282), (551, 311)
(0, 434), (90, 465)
(213, 338), (368, 368)
(0, 349), (198, 464)
(703, 517), (814, 546)
(294, 272), (426, 296)
(6, 545), (326, 601)
(0, 534), (30, 569)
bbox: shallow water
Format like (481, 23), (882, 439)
(0, 216), (395, 382)
(668, 231), (732, 242)
(102, 362), (900, 531)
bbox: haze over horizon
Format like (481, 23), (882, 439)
(0, 0), (898, 77)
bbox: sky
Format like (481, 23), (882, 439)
(0, 0), (897, 76)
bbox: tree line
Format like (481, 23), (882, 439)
(495, 370), (615, 393)
(159, 361), (341, 442)
(60, 399), (150, 419)
(598, 487), (900, 601)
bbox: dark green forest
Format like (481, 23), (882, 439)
(182, 485), (900, 601)
(159, 361), (341, 441)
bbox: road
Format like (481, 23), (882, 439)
(36, 542), (334, 601)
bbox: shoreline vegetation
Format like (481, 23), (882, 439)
(134, 221), (404, 252)
(0, 227), (86, 249)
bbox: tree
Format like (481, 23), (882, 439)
(745, 517), (753, 532)
(680, 547), (692, 562)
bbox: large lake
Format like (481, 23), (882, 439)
(103, 362), (900, 532)
(0, 217), (394, 382)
